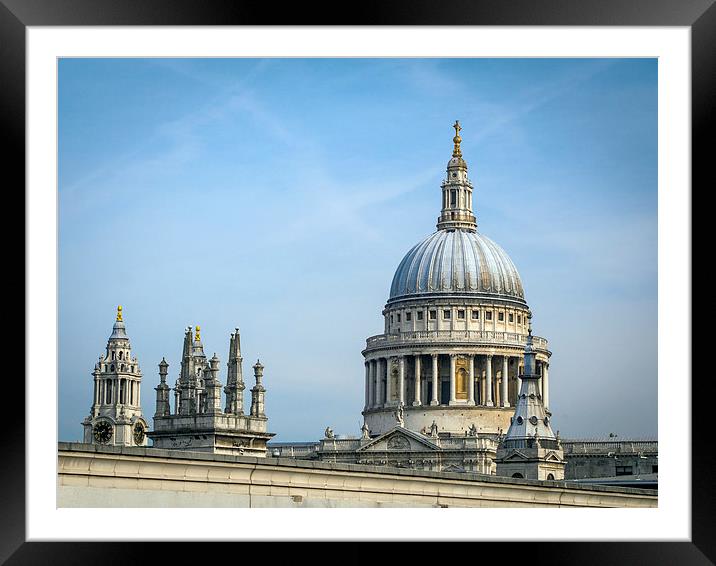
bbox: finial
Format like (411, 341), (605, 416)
(452, 120), (463, 158)
(194, 325), (201, 341)
(116, 305), (123, 322)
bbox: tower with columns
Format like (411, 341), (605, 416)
(147, 325), (274, 456)
(495, 317), (565, 480)
(361, 122), (552, 439)
(81, 306), (149, 446)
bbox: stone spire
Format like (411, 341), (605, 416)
(224, 328), (246, 415)
(250, 359), (266, 418)
(496, 316), (565, 480)
(437, 120), (478, 232)
(177, 326), (208, 415)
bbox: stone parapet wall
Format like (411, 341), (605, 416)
(58, 442), (657, 508)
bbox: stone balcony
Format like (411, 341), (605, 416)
(364, 330), (549, 353)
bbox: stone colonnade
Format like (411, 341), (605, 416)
(364, 354), (549, 411)
(94, 376), (141, 409)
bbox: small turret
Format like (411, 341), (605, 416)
(250, 359), (266, 418)
(154, 358), (171, 417)
(204, 354), (223, 415)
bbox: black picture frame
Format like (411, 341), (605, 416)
(4, 0), (711, 563)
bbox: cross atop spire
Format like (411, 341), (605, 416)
(452, 120), (463, 157)
(116, 305), (123, 322)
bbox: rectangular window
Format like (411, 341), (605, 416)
(443, 310), (451, 319)
(417, 311), (424, 320)
(471, 310), (479, 320)
(429, 310), (437, 320)
(450, 190), (456, 206)
(652, 465), (658, 473)
(406, 312), (412, 321)
(517, 315), (522, 324)
(509, 313), (514, 322)
(486, 311), (493, 321)
(498, 312), (504, 321)
(457, 310), (465, 319)
(397, 314), (401, 322)
(615, 465), (633, 476)
(390, 315), (393, 323)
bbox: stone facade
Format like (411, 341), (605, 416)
(146, 326), (274, 457)
(563, 438), (658, 480)
(81, 306), (149, 447)
(57, 442), (658, 508)
(316, 425), (496, 474)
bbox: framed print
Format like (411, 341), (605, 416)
(5, 0), (713, 563)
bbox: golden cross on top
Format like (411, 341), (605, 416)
(453, 120), (462, 136)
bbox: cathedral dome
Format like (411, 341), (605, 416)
(388, 228), (525, 304)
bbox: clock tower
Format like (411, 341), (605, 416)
(81, 306), (149, 446)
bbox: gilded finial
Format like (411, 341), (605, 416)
(195, 325), (201, 341)
(116, 305), (123, 322)
(452, 120), (462, 158)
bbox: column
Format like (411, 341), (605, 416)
(485, 355), (494, 406)
(385, 357), (394, 404)
(376, 359), (384, 407)
(413, 355), (421, 406)
(543, 363), (550, 410)
(369, 360), (376, 408)
(431, 354), (439, 405)
(468, 354), (475, 405)
(398, 356), (405, 405)
(449, 354), (457, 405)
(364, 362), (370, 410)
(501, 355), (510, 408)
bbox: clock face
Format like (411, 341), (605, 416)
(93, 421), (113, 444)
(133, 422), (145, 445)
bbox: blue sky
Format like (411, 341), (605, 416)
(58, 58), (657, 442)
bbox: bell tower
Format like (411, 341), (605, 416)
(82, 306), (149, 446)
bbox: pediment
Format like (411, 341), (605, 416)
(544, 451), (564, 462)
(503, 450), (529, 461)
(357, 427), (439, 453)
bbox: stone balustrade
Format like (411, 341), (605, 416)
(562, 440), (658, 454)
(365, 330), (549, 351)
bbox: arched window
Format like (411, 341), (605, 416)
(119, 351), (123, 360)
(110, 364), (115, 372)
(111, 352), (115, 360)
(547, 473), (555, 480)
(512, 473), (524, 479)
